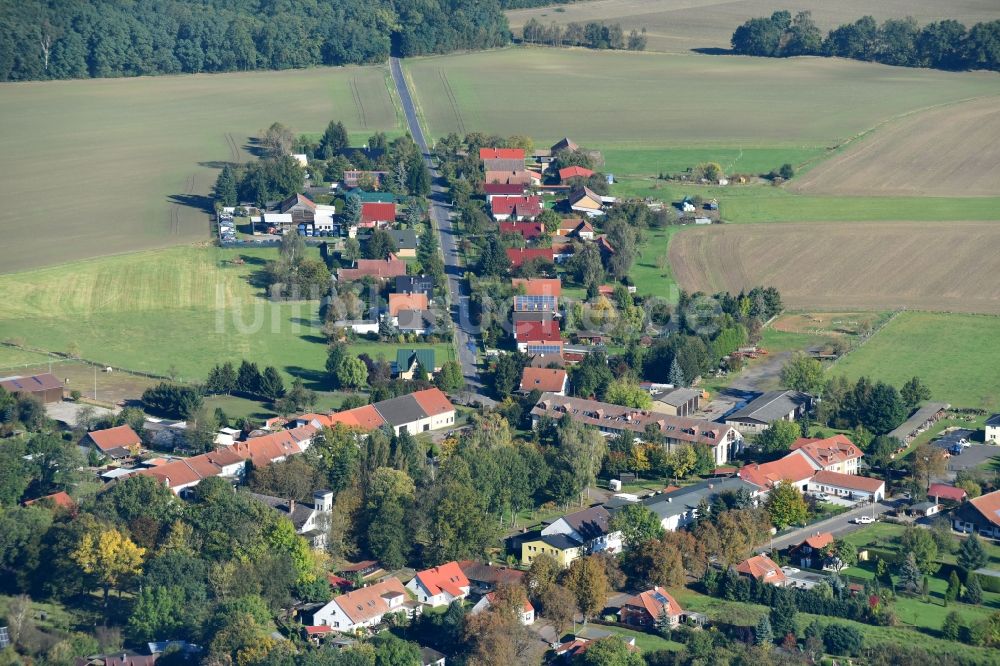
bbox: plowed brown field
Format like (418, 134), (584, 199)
(668, 221), (1000, 314)
(790, 97), (1000, 197)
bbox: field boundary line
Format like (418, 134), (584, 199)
(791, 94), (998, 177)
(826, 308), (904, 369)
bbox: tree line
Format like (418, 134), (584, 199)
(522, 19), (648, 51)
(0, 0), (510, 82)
(731, 11), (1000, 72)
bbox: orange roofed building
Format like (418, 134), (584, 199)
(312, 577), (420, 631)
(791, 434), (862, 475)
(619, 587), (683, 628)
(736, 554), (786, 586)
(389, 292), (429, 317)
(406, 561), (471, 607)
(519, 367), (568, 395)
(738, 454), (815, 493)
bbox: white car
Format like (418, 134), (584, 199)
(853, 515), (876, 525)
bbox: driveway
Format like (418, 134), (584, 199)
(760, 498), (898, 553)
(389, 57), (487, 397)
(45, 400), (119, 427)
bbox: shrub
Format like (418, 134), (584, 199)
(822, 624), (862, 656)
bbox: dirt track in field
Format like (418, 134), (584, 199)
(790, 97), (1000, 197)
(668, 221), (1000, 314)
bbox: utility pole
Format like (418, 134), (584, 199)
(93, 366), (97, 401)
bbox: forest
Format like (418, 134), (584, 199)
(0, 0), (510, 81)
(730, 11), (1000, 71)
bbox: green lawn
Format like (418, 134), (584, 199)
(599, 146), (828, 179)
(0, 65), (402, 273)
(598, 625), (685, 653)
(0, 245), (452, 390)
(630, 227), (682, 301)
(832, 312), (1000, 409)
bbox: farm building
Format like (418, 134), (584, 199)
(887, 402), (950, 444)
(807, 470), (885, 502)
(0, 372), (63, 403)
(568, 186), (604, 217)
(649, 387), (701, 417)
(724, 390), (812, 434)
(559, 166), (594, 181)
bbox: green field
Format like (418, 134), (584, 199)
(0, 66), (402, 273)
(405, 48), (997, 162)
(506, 0), (1000, 55)
(0, 246), (452, 390)
(832, 312), (1000, 410)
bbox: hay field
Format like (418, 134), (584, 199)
(833, 311), (1000, 409)
(0, 66), (401, 273)
(405, 49), (998, 151)
(668, 221), (1000, 314)
(790, 96), (1000, 197)
(0, 246), (452, 386)
(506, 0), (1000, 54)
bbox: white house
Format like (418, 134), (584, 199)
(312, 578), (419, 631)
(790, 435), (862, 475)
(470, 592), (535, 625)
(542, 505), (622, 554)
(985, 414), (1000, 443)
(406, 562), (470, 607)
(807, 470), (885, 502)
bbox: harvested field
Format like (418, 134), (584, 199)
(507, 0), (1000, 54)
(791, 96), (1000, 197)
(668, 221), (1000, 314)
(770, 312), (877, 337)
(0, 66), (401, 273)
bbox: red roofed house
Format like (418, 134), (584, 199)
(790, 532), (833, 568)
(480, 147), (526, 160)
(360, 202), (396, 228)
(739, 454), (815, 493)
(491, 196), (542, 221)
(619, 586), (683, 628)
(484, 170), (532, 186)
(507, 247), (555, 269)
(483, 182), (526, 199)
(337, 255), (407, 281)
(499, 221), (544, 240)
(24, 490), (76, 513)
(389, 292), (429, 317)
(555, 218), (595, 240)
(929, 483), (968, 503)
(520, 367), (568, 395)
(406, 561), (471, 607)
(736, 554), (786, 586)
(84, 425), (142, 460)
(312, 577), (419, 631)
(559, 165), (595, 182)
(807, 470), (885, 502)
(953, 489), (1000, 538)
(471, 592), (535, 625)
(515, 320), (563, 355)
(512, 278), (561, 298)
(790, 434), (862, 475)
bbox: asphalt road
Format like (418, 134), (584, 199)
(760, 498), (898, 553)
(389, 57), (486, 396)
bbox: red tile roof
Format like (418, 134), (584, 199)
(479, 147), (525, 160)
(811, 470), (884, 493)
(511, 278), (561, 297)
(491, 196), (542, 219)
(559, 166), (594, 181)
(389, 292), (429, 316)
(414, 561), (470, 598)
(334, 577), (408, 625)
(791, 434), (862, 467)
(484, 591), (534, 614)
(338, 257), (407, 281)
(484, 183), (525, 196)
(928, 483), (968, 502)
(515, 320), (561, 343)
(506, 247), (554, 268)
(360, 202), (396, 224)
(328, 404), (386, 430)
(967, 490), (1000, 528)
(520, 367), (567, 393)
(624, 586), (682, 620)
(137, 458), (203, 490)
(24, 490), (76, 511)
(499, 221), (544, 240)
(484, 170), (532, 186)
(739, 455), (815, 489)
(736, 554), (785, 584)
(410, 387), (455, 417)
(87, 425), (142, 453)
(802, 532), (833, 550)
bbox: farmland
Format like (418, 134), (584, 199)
(506, 0), (1000, 54)
(668, 221), (1000, 315)
(404, 48), (999, 178)
(832, 311), (1000, 409)
(791, 96), (1000, 197)
(0, 65), (401, 273)
(0, 246), (453, 389)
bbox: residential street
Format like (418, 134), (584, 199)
(389, 57), (485, 396)
(759, 498), (898, 553)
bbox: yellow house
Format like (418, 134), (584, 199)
(520, 534), (583, 568)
